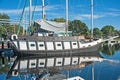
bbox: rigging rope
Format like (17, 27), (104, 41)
(32, 0), (37, 20)
(30, 0), (37, 33)
(16, 0), (27, 35)
(27, 0), (37, 34)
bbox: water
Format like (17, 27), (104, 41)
(0, 44), (120, 80)
(62, 44), (120, 80)
(66, 54), (120, 80)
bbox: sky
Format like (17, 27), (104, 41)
(0, 0), (120, 30)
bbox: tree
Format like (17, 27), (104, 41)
(0, 13), (10, 27)
(52, 18), (66, 22)
(69, 20), (89, 36)
(12, 25), (23, 36)
(114, 30), (120, 36)
(93, 28), (102, 38)
(0, 13), (9, 19)
(101, 25), (115, 38)
(0, 13), (11, 39)
(0, 13), (24, 36)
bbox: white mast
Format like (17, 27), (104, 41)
(66, 0), (68, 36)
(91, 0), (94, 80)
(29, 0), (32, 34)
(42, 0), (45, 19)
(91, 0), (94, 40)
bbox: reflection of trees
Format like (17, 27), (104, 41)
(114, 44), (120, 51)
(0, 58), (10, 74)
(101, 44), (115, 56)
(0, 65), (9, 74)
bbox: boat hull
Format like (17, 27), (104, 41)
(16, 43), (101, 58)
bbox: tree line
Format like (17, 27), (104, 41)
(53, 18), (120, 39)
(0, 13), (120, 40)
(0, 13), (23, 39)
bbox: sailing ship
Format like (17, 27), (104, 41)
(1, 0), (102, 58)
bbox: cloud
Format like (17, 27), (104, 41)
(0, 5), (60, 15)
(0, 9), (22, 15)
(70, 14), (105, 20)
(0, 5), (61, 21)
(1, 4), (120, 22)
(81, 14), (105, 19)
(100, 8), (120, 17)
(104, 12), (120, 17)
(107, 8), (120, 12)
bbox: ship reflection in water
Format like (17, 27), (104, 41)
(6, 51), (103, 80)
(1, 44), (120, 80)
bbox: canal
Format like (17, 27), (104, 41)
(0, 44), (120, 80)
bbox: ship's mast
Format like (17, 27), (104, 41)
(66, 0), (68, 36)
(29, 0), (32, 34)
(91, 0), (94, 40)
(42, 0), (45, 19)
(91, 0), (94, 80)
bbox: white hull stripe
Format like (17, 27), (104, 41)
(13, 39), (101, 51)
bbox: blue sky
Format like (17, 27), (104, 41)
(0, 0), (120, 30)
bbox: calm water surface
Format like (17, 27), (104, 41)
(62, 44), (120, 80)
(0, 44), (120, 80)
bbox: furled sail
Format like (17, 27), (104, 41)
(34, 19), (66, 32)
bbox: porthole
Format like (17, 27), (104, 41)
(74, 61), (77, 63)
(40, 63), (44, 65)
(31, 63), (35, 66)
(73, 43), (76, 45)
(57, 62), (61, 64)
(39, 44), (44, 47)
(31, 44), (35, 47)
(57, 44), (61, 46)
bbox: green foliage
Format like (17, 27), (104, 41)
(114, 30), (120, 36)
(69, 20), (89, 36)
(0, 13), (119, 39)
(0, 13), (24, 37)
(101, 25), (115, 37)
(12, 25), (23, 36)
(0, 26), (4, 34)
(0, 13), (10, 39)
(93, 28), (102, 38)
(0, 13), (9, 19)
(101, 44), (115, 56)
(0, 13), (10, 27)
(0, 58), (10, 74)
(53, 18), (66, 22)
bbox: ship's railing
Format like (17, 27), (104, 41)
(19, 35), (83, 41)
